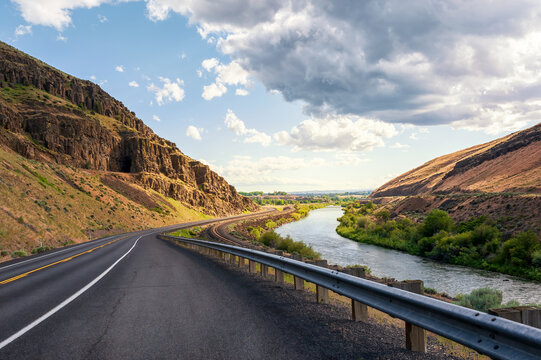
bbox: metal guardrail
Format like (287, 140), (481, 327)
(161, 234), (541, 360)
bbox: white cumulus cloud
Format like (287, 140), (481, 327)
(152, 115), (160, 122)
(128, 81), (139, 88)
(14, 24), (32, 36)
(115, 65), (124, 72)
(224, 109), (271, 146)
(274, 114), (397, 152)
(147, 77), (185, 105)
(200, 58), (251, 100)
(235, 88), (249, 96)
(186, 125), (203, 140)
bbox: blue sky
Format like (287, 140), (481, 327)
(1, 1), (539, 192)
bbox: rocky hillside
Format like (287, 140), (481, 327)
(370, 123), (541, 235)
(372, 123), (541, 197)
(0, 41), (256, 217)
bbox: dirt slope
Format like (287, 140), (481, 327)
(372, 123), (541, 197)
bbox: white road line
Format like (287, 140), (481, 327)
(0, 235), (143, 350)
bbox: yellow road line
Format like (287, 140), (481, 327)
(0, 236), (129, 285)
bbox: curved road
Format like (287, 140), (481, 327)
(0, 216), (456, 359)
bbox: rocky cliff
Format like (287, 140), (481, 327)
(371, 123), (541, 197)
(0, 41), (256, 216)
(369, 123), (541, 235)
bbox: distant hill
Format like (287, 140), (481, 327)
(0, 41), (257, 257)
(372, 123), (541, 197)
(369, 123), (541, 235)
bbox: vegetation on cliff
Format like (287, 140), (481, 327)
(0, 41), (256, 217)
(0, 147), (211, 261)
(337, 202), (541, 281)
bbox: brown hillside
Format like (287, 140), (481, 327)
(371, 123), (541, 197)
(0, 41), (257, 217)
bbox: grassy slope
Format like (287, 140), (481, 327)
(0, 145), (210, 261)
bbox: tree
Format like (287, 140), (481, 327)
(421, 209), (454, 237)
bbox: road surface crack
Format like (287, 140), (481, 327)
(85, 290), (126, 358)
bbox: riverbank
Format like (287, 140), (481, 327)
(275, 206), (541, 303)
(230, 203), (326, 241)
(336, 202), (541, 282)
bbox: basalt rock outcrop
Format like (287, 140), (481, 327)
(0, 41), (256, 216)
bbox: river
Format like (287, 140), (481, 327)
(275, 206), (541, 303)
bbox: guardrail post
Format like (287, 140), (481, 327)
(291, 254), (304, 290)
(345, 267), (368, 322)
(249, 259), (257, 273)
(517, 306), (541, 328)
(261, 263), (268, 277)
(315, 260), (329, 304)
(390, 280), (426, 353)
(488, 306), (540, 328)
(274, 251), (284, 283)
(238, 256), (244, 267)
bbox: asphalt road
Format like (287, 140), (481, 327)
(0, 216), (457, 360)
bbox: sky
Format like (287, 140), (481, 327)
(1, 0), (540, 192)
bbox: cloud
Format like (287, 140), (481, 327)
(128, 80), (139, 87)
(115, 65), (124, 73)
(274, 114), (397, 152)
(15, 1), (541, 134)
(147, 77), (185, 105)
(201, 155), (326, 187)
(335, 153), (370, 166)
(390, 142), (409, 149)
(142, 0), (541, 134)
(11, 0), (112, 30)
(200, 58), (251, 100)
(56, 33), (67, 42)
(235, 88), (248, 96)
(89, 75), (96, 81)
(152, 115), (160, 122)
(202, 82), (226, 100)
(186, 125), (203, 140)
(14, 24), (32, 36)
(224, 109), (271, 146)
(98, 14), (107, 23)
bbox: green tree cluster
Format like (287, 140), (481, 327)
(337, 203), (541, 281)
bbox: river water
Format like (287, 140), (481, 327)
(275, 206), (541, 303)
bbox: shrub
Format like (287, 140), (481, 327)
(259, 231), (320, 259)
(259, 230), (281, 247)
(1, 250), (9, 257)
(423, 287), (437, 294)
(31, 246), (51, 254)
(454, 287), (503, 312)
(265, 220), (277, 229)
(291, 213), (301, 221)
(421, 209), (454, 237)
(250, 228), (261, 239)
(12, 250), (28, 258)
(533, 249), (541, 267)
(345, 264), (372, 274)
(497, 231), (540, 267)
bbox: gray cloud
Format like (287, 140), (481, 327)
(13, 0), (541, 133)
(150, 0), (541, 132)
